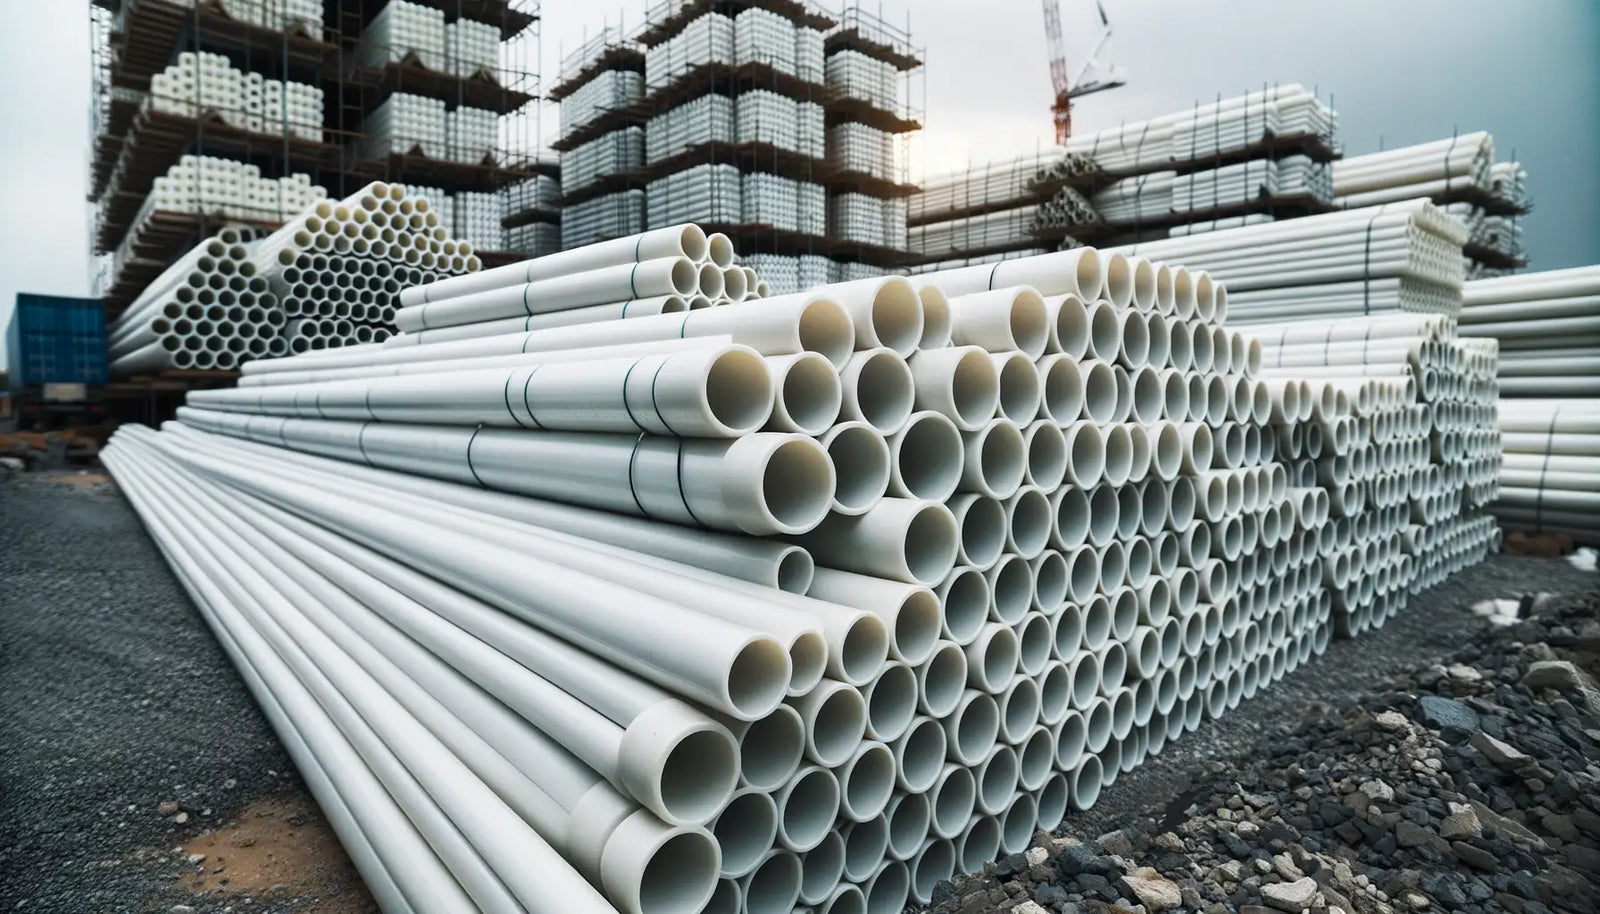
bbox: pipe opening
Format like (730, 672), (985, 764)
(957, 816), (1003, 876)
(865, 663), (918, 742)
(995, 353), (1041, 422)
(1016, 614), (1052, 678)
(951, 692), (1000, 764)
(758, 438), (836, 534)
(741, 705), (806, 791)
(1032, 550), (1068, 613)
(838, 743), (896, 822)
(850, 351), (915, 432)
(725, 638), (791, 720)
(797, 300), (856, 367)
(918, 641), (968, 717)
(825, 424), (891, 515)
(1039, 357), (1085, 423)
(779, 768), (840, 851)
(637, 828), (722, 914)
(743, 851), (801, 914)
(896, 716), (947, 792)
(904, 505), (960, 586)
(842, 817), (890, 882)
(916, 285), (953, 350)
(714, 790), (780, 878)
(869, 280), (926, 355)
(988, 557), (1033, 626)
(893, 412), (963, 502)
(773, 355), (843, 435)
(977, 745), (1020, 815)
(930, 767), (975, 839)
(708, 349), (782, 433)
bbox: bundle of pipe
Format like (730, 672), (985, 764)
(1445, 203), (1527, 278)
(909, 248), (1055, 275)
(1166, 156), (1333, 211)
(910, 188), (1096, 261)
(1116, 199), (1469, 324)
(1493, 399), (1600, 544)
(103, 236), (1500, 914)
(1243, 312), (1502, 622)
(1066, 85), (1336, 177)
(246, 182), (478, 350)
(1488, 161), (1528, 211)
(108, 225), (287, 375)
(909, 150), (1099, 225)
(1331, 133), (1494, 209)
(1167, 214), (1274, 237)
(1457, 266), (1600, 398)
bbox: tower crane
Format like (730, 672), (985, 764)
(1042, 0), (1126, 143)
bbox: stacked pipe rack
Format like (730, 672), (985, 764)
(1454, 266), (1600, 544)
(87, 0), (544, 411)
(102, 220), (1502, 914)
(906, 150), (1103, 265)
(547, 0), (924, 292)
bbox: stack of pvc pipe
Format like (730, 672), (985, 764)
(445, 106), (499, 164)
(1493, 399), (1600, 544)
(358, 93), (448, 159)
(644, 12), (735, 92)
(910, 188), (1095, 260)
(734, 92), (825, 159)
(108, 226), (286, 375)
(453, 191), (505, 252)
(402, 184), (454, 232)
(1331, 133), (1493, 209)
(1244, 312), (1502, 617)
(911, 150), (1098, 226)
(646, 164), (743, 227)
(646, 96), (736, 163)
(146, 52), (324, 142)
(563, 70), (646, 138)
(825, 49), (898, 112)
(1066, 85), (1335, 177)
(1445, 203), (1526, 279)
(1090, 172), (1176, 228)
(101, 229), (1499, 914)
(733, 7), (797, 75)
(202, 0), (323, 37)
(1458, 266), (1600, 398)
(1116, 199), (1469, 324)
(562, 128), (646, 197)
(143, 156), (323, 224)
(502, 174), (561, 221)
(832, 193), (906, 248)
(1488, 161), (1528, 211)
(910, 248), (1054, 275)
(245, 182), (478, 352)
(828, 123), (897, 181)
(359, 0), (447, 71)
(506, 222), (563, 258)
(445, 18), (500, 77)
(562, 191), (646, 250)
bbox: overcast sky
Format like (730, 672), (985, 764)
(2, 1), (1596, 365)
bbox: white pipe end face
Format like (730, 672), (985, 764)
(795, 298), (858, 368)
(889, 411), (964, 503)
(1082, 359), (1118, 424)
(1210, 326), (1232, 375)
(738, 703), (807, 791)
(1000, 673), (1043, 744)
(841, 815), (891, 882)
(1099, 252), (1133, 308)
(1015, 612), (1053, 678)
(704, 231), (733, 267)
(985, 556), (1034, 627)
(865, 277), (926, 357)
(894, 715), (949, 792)
(1102, 424), (1135, 487)
(994, 351), (1042, 423)
(837, 740), (897, 823)
(599, 811), (722, 914)
(937, 568), (990, 647)
(795, 680), (868, 768)
(929, 764), (977, 840)
(911, 347), (999, 431)
(945, 689), (1001, 765)
(722, 434), (837, 536)
(863, 661), (918, 742)
(1023, 420), (1068, 493)
(819, 881), (867, 914)
(1053, 486), (1091, 551)
(1000, 792), (1038, 855)
(1086, 302), (1122, 362)
(821, 422), (891, 516)
(963, 419), (1027, 500)
(915, 285), (953, 350)
(1085, 483), (1120, 549)
(1031, 549), (1068, 614)
(741, 849), (802, 914)
(1037, 356), (1085, 425)
(1063, 421), (1107, 489)
(1131, 367), (1163, 424)
(776, 766), (842, 852)
(1193, 271), (1217, 323)
(1006, 485), (1053, 559)
(864, 858), (911, 914)
(1129, 256), (1158, 312)
(976, 743), (1020, 815)
(1050, 293), (1091, 360)
(1006, 287), (1050, 359)
(957, 814), (1004, 876)
(765, 353), (842, 435)
(885, 793), (931, 864)
(909, 836), (954, 904)
(843, 349), (915, 434)
(799, 830), (845, 904)
(619, 701), (741, 826)
(714, 789), (781, 878)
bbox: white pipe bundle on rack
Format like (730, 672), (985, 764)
(1331, 132), (1493, 209)
(910, 150), (1099, 225)
(1493, 399), (1600, 543)
(910, 189), (1096, 261)
(108, 226), (287, 374)
(103, 227), (1501, 914)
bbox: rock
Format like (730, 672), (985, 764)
(1359, 779), (1396, 803)
(1056, 843), (1111, 876)
(1439, 807), (1482, 840)
(1446, 663), (1483, 683)
(1471, 731), (1533, 768)
(1401, 890), (1430, 909)
(1395, 821), (1434, 848)
(1453, 840), (1499, 871)
(1033, 883), (1070, 907)
(1098, 829), (1136, 857)
(157, 802), (181, 817)
(1469, 801), (1547, 850)
(1122, 867), (1183, 911)
(169, 907), (195, 914)
(1524, 660), (1585, 693)
(1025, 846), (1050, 867)
(1416, 696), (1480, 734)
(994, 852), (1028, 877)
(1010, 902), (1050, 914)
(173, 812), (189, 824)
(1374, 710), (1410, 731)
(1216, 860), (1245, 883)
(1262, 876), (1320, 911)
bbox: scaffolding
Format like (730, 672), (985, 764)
(86, 0), (548, 325)
(548, 0), (923, 291)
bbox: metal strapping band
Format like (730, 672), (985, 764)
(675, 438), (706, 527)
(1535, 407), (1560, 529)
(520, 366), (544, 429)
(355, 421), (372, 467)
(620, 358), (647, 432)
(625, 433), (649, 517)
(464, 425), (486, 488)
(648, 355), (679, 437)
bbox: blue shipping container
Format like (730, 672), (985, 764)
(5, 293), (109, 393)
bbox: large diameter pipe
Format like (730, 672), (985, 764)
(394, 257), (700, 332)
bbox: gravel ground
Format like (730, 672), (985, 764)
(0, 470), (1592, 912)
(0, 471), (370, 913)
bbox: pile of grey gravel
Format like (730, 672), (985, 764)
(923, 588), (1600, 914)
